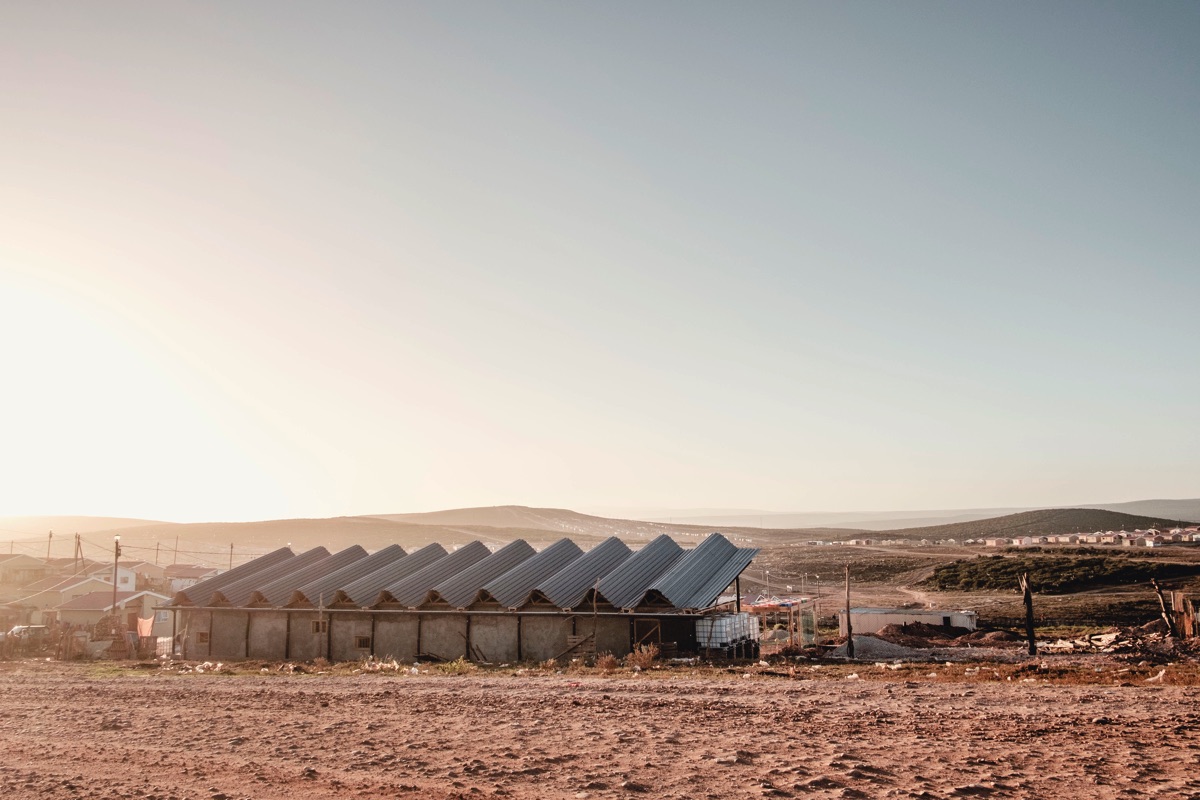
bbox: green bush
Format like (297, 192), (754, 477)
(920, 554), (1200, 594)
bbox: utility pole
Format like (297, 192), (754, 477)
(813, 574), (820, 645)
(47, 530), (53, 561)
(172, 534), (179, 566)
(154, 541), (160, 566)
(111, 535), (122, 627)
(228, 543), (234, 570)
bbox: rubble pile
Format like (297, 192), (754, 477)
(1037, 619), (1200, 661)
(873, 623), (1021, 649)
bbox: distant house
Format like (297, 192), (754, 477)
(54, 590), (172, 638)
(85, 564), (138, 591)
(0, 555), (53, 594)
(985, 538), (1010, 547)
(164, 565), (221, 594)
(124, 561), (167, 584)
(7, 575), (112, 625)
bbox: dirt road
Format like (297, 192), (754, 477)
(2, 661), (1198, 799)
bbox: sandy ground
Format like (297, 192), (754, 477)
(2, 660), (1199, 800)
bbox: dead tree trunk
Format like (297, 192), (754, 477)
(844, 564), (854, 659)
(1151, 578), (1178, 637)
(1018, 573), (1036, 656)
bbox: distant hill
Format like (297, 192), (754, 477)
(1085, 499), (1200, 522)
(874, 508), (1193, 542)
(644, 508), (1035, 531)
(628, 499), (1200, 531)
(7, 501), (1197, 569)
(372, 505), (704, 540)
(0, 515), (165, 537)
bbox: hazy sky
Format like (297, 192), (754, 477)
(2, 2), (1197, 522)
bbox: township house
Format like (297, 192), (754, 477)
(164, 564), (220, 594)
(8, 575), (112, 625)
(55, 590), (173, 638)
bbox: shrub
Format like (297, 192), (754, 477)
(595, 652), (620, 673)
(624, 643), (659, 670)
(435, 657), (474, 675)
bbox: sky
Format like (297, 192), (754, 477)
(1, 2), (1198, 522)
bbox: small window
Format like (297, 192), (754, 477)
(155, 611), (169, 622)
(354, 635), (372, 650)
(311, 620), (328, 635)
(196, 631), (210, 645)
(119, 576), (130, 585)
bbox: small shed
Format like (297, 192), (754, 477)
(838, 607), (977, 636)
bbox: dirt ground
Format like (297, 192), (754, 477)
(2, 659), (1200, 800)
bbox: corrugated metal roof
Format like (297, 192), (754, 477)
(334, 542), (448, 607)
(481, 538), (584, 609)
(535, 536), (632, 609)
(430, 540), (536, 608)
(214, 547), (331, 607)
(168, 533), (758, 613)
(169, 547), (295, 606)
(594, 534), (685, 610)
(251, 545), (369, 606)
(293, 544), (408, 607)
(646, 534), (760, 611)
(383, 541), (492, 608)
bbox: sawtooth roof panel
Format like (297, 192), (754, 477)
(535, 536), (632, 609)
(594, 534), (684, 610)
(252, 545), (369, 606)
(294, 543), (408, 606)
(481, 538), (584, 608)
(334, 542), (448, 607)
(169, 547), (295, 606)
(383, 541), (492, 608)
(431, 539), (536, 608)
(214, 547), (331, 607)
(650, 534), (760, 611)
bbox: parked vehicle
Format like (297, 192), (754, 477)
(5, 625), (50, 655)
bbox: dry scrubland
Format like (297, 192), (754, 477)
(3, 658), (1200, 800)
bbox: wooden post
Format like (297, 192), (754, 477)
(1018, 573), (1036, 656)
(1151, 579), (1178, 637)
(844, 564), (853, 659)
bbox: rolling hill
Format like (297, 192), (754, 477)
(872, 508), (1193, 542)
(5, 502), (1197, 570)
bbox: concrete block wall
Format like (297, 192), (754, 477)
(246, 611), (288, 660)
(520, 613), (571, 662)
(374, 616), (419, 661)
(467, 615), (519, 663)
(179, 609), (211, 660)
(209, 610), (249, 660)
(285, 611), (324, 662)
(575, 616), (632, 658)
(419, 613), (467, 661)
(330, 612), (374, 662)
